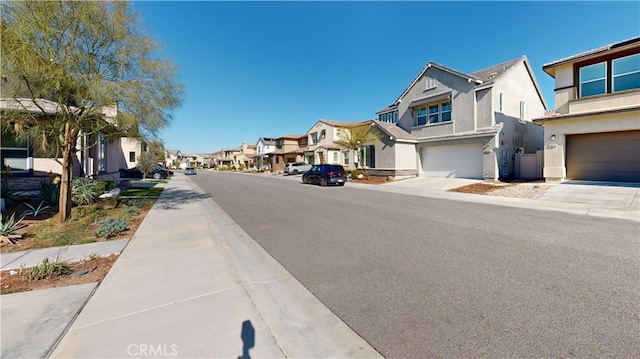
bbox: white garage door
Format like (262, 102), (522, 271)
(421, 143), (483, 179)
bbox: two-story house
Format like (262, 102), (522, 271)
(255, 137), (276, 171)
(272, 135), (307, 173)
(216, 142), (256, 170)
(164, 149), (183, 169)
(377, 56), (547, 180)
(306, 120), (355, 169)
(533, 37), (640, 183)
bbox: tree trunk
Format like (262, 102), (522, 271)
(59, 121), (76, 223)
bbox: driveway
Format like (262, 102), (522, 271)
(533, 180), (640, 209)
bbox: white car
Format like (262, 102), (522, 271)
(184, 167), (197, 175)
(284, 162), (312, 175)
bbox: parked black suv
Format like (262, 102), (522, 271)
(302, 164), (348, 187)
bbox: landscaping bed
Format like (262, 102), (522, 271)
(1, 178), (163, 294)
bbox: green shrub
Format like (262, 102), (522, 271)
(28, 257), (71, 280)
(1, 180), (19, 208)
(122, 204), (140, 219)
(38, 178), (60, 208)
(94, 217), (127, 238)
(96, 180), (115, 194)
(72, 177), (98, 205)
(351, 169), (363, 179)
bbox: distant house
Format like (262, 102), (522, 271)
(533, 37), (640, 182)
(376, 56), (547, 180)
(164, 149), (183, 169)
(305, 120), (356, 169)
(255, 137), (276, 171)
(272, 135), (307, 173)
(1, 98), (143, 181)
(216, 142), (256, 169)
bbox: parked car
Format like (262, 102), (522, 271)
(119, 166), (173, 179)
(284, 162), (312, 175)
(184, 167), (197, 175)
(302, 164), (348, 187)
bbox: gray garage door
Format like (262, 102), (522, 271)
(566, 130), (640, 182)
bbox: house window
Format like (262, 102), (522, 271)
(344, 151), (349, 165)
(613, 53), (640, 92)
(379, 111), (399, 124)
(129, 151), (136, 162)
(499, 92), (504, 112)
(441, 101), (452, 122)
(333, 152), (338, 163)
(276, 140), (284, 149)
(416, 101), (452, 126)
(579, 62), (607, 98)
(416, 107), (427, 126)
(311, 132), (318, 144)
(359, 145), (375, 168)
(519, 101), (526, 123)
(321, 130), (326, 139)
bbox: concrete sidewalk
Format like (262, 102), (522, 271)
(47, 174), (381, 358)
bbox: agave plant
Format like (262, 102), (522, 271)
(0, 213), (27, 245)
(23, 201), (52, 217)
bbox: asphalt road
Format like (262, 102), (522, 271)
(191, 171), (640, 358)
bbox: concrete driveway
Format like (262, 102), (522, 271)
(534, 180), (640, 209)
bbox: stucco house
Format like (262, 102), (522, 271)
(216, 142), (256, 169)
(533, 37), (640, 182)
(272, 135), (307, 173)
(255, 137), (276, 171)
(305, 120), (355, 169)
(164, 149), (183, 169)
(376, 56), (547, 180)
(1, 98), (143, 182)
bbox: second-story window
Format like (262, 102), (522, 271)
(416, 100), (451, 126)
(613, 53), (640, 92)
(276, 140), (284, 149)
(311, 132), (318, 144)
(579, 62), (607, 98)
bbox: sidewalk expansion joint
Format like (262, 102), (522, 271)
(70, 284), (242, 330)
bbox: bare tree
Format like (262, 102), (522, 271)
(334, 121), (381, 179)
(1, 1), (184, 222)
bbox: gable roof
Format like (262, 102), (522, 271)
(258, 137), (276, 145)
(381, 56), (547, 111)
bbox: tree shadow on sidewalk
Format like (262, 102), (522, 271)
(153, 188), (211, 210)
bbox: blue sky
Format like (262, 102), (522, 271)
(132, 1), (640, 154)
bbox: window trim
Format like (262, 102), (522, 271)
(612, 53), (640, 93)
(414, 100), (452, 127)
(579, 61), (607, 98)
(519, 100), (526, 124)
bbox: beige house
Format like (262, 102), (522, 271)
(1, 98), (143, 181)
(216, 142), (256, 169)
(272, 135), (307, 173)
(305, 120), (355, 169)
(533, 37), (640, 182)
